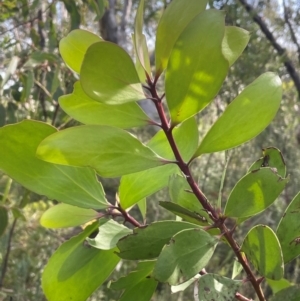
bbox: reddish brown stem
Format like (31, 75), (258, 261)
(147, 79), (266, 301)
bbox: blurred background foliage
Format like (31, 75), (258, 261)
(0, 0), (300, 300)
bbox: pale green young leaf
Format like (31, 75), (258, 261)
(196, 72), (282, 155)
(155, 0), (207, 74)
(59, 29), (102, 73)
(171, 274), (200, 293)
(42, 223), (120, 301)
(87, 218), (132, 250)
(277, 192), (300, 263)
(267, 278), (292, 295)
(241, 225), (284, 280)
(117, 221), (200, 260)
(37, 125), (166, 178)
(137, 198), (147, 220)
(198, 274), (242, 301)
(0, 121), (108, 209)
(166, 9), (228, 125)
(59, 81), (151, 128)
(248, 147), (286, 178)
(80, 42), (144, 104)
(222, 26), (250, 66)
(153, 228), (217, 285)
(40, 204), (100, 228)
(225, 168), (288, 219)
(133, 0), (151, 76)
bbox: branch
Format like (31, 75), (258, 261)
(238, 0), (300, 99)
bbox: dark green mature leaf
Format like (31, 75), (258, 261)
(40, 204), (100, 228)
(133, 0), (151, 77)
(0, 206), (8, 237)
(80, 42), (144, 104)
(241, 225), (284, 280)
(59, 81), (151, 128)
(153, 228), (217, 285)
(198, 274), (242, 301)
(117, 221), (200, 260)
(196, 73), (282, 155)
(119, 117), (198, 209)
(159, 202), (209, 226)
(155, 0), (207, 74)
(222, 26), (250, 66)
(110, 261), (157, 301)
(87, 218), (132, 250)
(166, 9), (228, 125)
(225, 168), (288, 219)
(59, 29), (102, 73)
(270, 286), (300, 301)
(42, 223), (120, 301)
(37, 125), (166, 178)
(0, 121), (108, 209)
(277, 192), (300, 263)
(248, 147), (286, 178)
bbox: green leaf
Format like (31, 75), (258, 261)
(159, 201), (209, 226)
(80, 42), (143, 105)
(241, 225), (284, 280)
(117, 221), (200, 260)
(119, 117), (198, 209)
(270, 286), (300, 301)
(231, 259), (243, 279)
(171, 274), (201, 293)
(0, 121), (108, 209)
(198, 274), (242, 301)
(169, 175), (209, 219)
(196, 72), (282, 155)
(133, 0), (151, 76)
(248, 147), (286, 178)
(153, 228), (217, 284)
(37, 125), (165, 178)
(222, 26), (250, 66)
(40, 204), (100, 228)
(59, 81), (151, 128)
(277, 192), (300, 263)
(59, 29), (102, 73)
(137, 198), (147, 221)
(225, 168), (288, 219)
(155, 0), (207, 74)
(166, 9), (228, 125)
(87, 218), (132, 250)
(267, 278), (292, 294)
(42, 223), (120, 301)
(110, 261), (157, 301)
(0, 206), (8, 237)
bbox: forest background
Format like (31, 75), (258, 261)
(0, 0), (300, 300)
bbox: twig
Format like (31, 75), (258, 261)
(238, 0), (300, 99)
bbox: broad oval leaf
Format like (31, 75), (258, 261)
(110, 261), (157, 301)
(155, 0), (207, 74)
(166, 9), (228, 125)
(225, 168), (288, 219)
(80, 42), (144, 105)
(37, 125), (166, 178)
(0, 206), (8, 237)
(241, 225), (284, 280)
(277, 192), (300, 263)
(198, 274), (242, 301)
(42, 223), (120, 301)
(119, 117), (198, 209)
(40, 204), (100, 228)
(117, 221), (200, 260)
(267, 278), (292, 295)
(222, 26), (250, 66)
(0, 120), (108, 209)
(59, 29), (102, 73)
(59, 81), (151, 128)
(196, 72), (282, 155)
(87, 218), (132, 250)
(248, 147), (286, 178)
(153, 228), (217, 285)
(270, 286), (300, 301)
